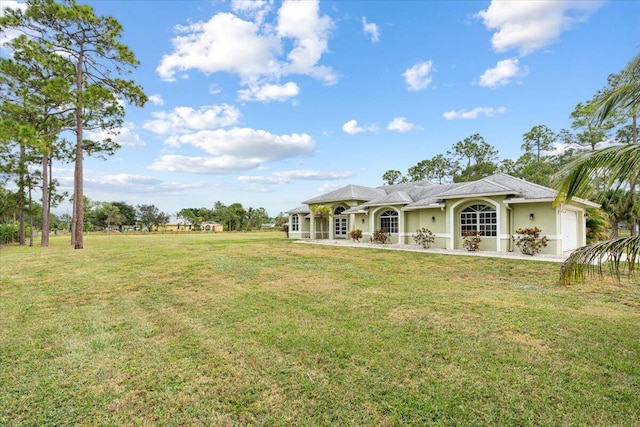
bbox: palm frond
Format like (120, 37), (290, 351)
(553, 143), (640, 204)
(590, 52), (640, 127)
(559, 236), (640, 284)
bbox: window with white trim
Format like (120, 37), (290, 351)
(291, 214), (299, 231)
(460, 204), (496, 237)
(380, 210), (398, 233)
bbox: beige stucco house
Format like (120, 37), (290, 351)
(157, 215), (193, 232)
(286, 174), (599, 255)
(201, 221), (224, 232)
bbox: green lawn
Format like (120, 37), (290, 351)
(1, 232), (639, 426)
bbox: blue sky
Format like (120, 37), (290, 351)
(2, 0), (638, 217)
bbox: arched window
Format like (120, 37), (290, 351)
(380, 210), (398, 233)
(334, 206), (345, 215)
(460, 204), (496, 236)
(291, 214), (299, 231)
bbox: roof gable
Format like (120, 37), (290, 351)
(303, 184), (385, 204)
(436, 178), (515, 199)
(363, 190), (414, 207)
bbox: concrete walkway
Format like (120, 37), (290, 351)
(295, 239), (571, 263)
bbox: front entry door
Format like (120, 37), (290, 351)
(334, 217), (348, 238)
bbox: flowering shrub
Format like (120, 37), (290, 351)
(350, 229), (362, 242)
(462, 230), (482, 251)
(413, 227), (435, 248)
(513, 227), (548, 256)
(371, 229), (390, 244)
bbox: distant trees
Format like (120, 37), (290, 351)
(383, 133), (502, 185)
(179, 202), (272, 231)
(136, 204), (169, 232)
(521, 125), (556, 175)
(382, 170), (405, 185)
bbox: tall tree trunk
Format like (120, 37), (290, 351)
(72, 48), (85, 249)
(28, 181), (34, 247)
(18, 141), (26, 245)
(41, 151), (50, 247)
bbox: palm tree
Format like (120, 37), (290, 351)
(311, 204), (332, 239)
(553, 52), (639, 283)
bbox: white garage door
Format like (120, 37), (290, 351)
(561, 210), (579, 251)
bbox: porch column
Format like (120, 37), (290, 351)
(310, 215), (316, 239)
(329, 216), (335, 240)
(399, 209), (405, 245)
(447, 206), (454, 250)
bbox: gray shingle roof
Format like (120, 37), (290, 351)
(363, 190), (414, 207)
(487, 173), (556, 200)
(286, 205), (311, 214)
(290, 174), (591, 213)
(436, 179), (514, 199)
(303, 185), (386, 204)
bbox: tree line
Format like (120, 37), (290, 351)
(0, 190), (281, 244)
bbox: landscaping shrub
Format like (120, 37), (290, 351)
(349, 229), (362, 242)
(413, 227), (435, 248)
(371, 229), (390, 244)
(513, 227), (549, 256)
(462, 230), (482, 251)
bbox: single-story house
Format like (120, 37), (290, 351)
(285, 173), (599, 255)
(157, 215), (193, 232)
(201, 221), (224, 232)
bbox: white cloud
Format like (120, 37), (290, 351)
(362, 17), (380, 43)
(342, 119), (377, 135)
(149, 154), (265, 174)
(239, 169), (353, 184)
(403, 61), (434, 91)
(342, 119), (365, 135)
(149, 128), (316, 174)
(476, 1), (603, 56)
(276, 0), (335, 84)
(231, 0), (273, 25)
(157, 1), (336, 97)
(168, 128), (314, 160)
(442, 106), (506, 120)
(157, 13), (280, 82)
(478, 58), (528, 88)
(143, 104), (241, 135)
(387, 117), (416, 132)
(148, 95), (164, 106)
(83, 173), (207, 195)
(237, 81), (300, 102)
(85, 124), (146, 148)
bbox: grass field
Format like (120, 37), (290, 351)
(1, 232), (639, 426)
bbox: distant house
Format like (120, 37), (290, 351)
(201, 221), (223, 233)
(285, 173), (599, 255)
(157, 215), (193, 232)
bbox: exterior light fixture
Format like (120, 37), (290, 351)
(431, 216), (436, 222)
(529, 213), (535, 220)
(362, 218), (365, 223)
